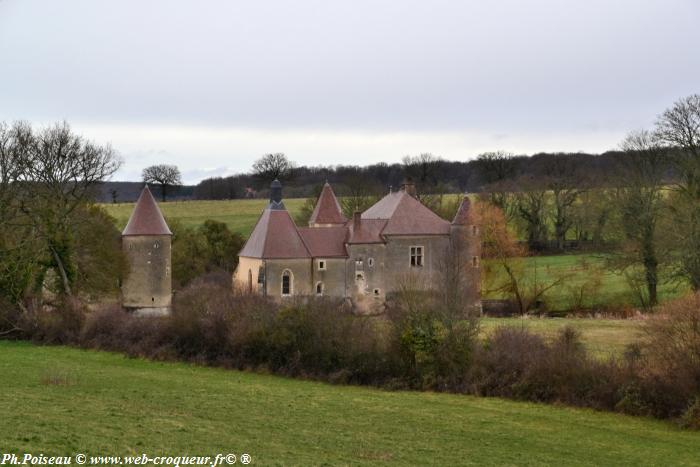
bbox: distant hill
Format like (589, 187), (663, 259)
(95, 181), (195, 203)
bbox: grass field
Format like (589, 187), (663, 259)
(483, 254), (688, 311)
(103, 198), (307, 237)
(480, 317), (643, 358)
(2, 341), (699, 466)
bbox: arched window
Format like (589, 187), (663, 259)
(247, 269), (253, 293)
(316, 282), (324, 296)
(281, 270), (293, 296)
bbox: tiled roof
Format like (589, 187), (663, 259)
(122, 185), (172, 236)
(452, 196), (475, 225)
(362, 191), (450, 236)
(298, 226), (348, 257)
(239, 204), (311, 259)
(347, 219), (387, 244)
(309, 182), (347, 225)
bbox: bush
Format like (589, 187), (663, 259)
(7, 279), (700, 428)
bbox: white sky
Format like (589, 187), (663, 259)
(0, 0), (698, 183)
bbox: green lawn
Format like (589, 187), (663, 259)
(103, 198), (307, 237)
(1, 341), (699, 466)
(480, 317), (643, 358)
(484, 254), (688, 311)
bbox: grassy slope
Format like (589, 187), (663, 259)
(484, 254), (687, 310)
(480, 317), (643, 358)
(2, 341), (699, 466)
(103, 198), (307, 237)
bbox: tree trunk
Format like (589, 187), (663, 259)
(50, 246), (72, 297)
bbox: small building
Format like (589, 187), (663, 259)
(233, 179), (481, 312)
(121, 185), (173, 316)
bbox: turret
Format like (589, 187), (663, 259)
(450, 195), (482, 314)
(121, 185), (172, 315)
(308, 182), (347, 227)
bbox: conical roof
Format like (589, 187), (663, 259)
(309, 182), (347, 226)
(239, 203), (311, 259)
(122, 185), (172, 236)
(452, 196), (475, 225)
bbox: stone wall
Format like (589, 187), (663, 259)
(122, 235), (172, 309)
(311, 257), (347, 297)
(265, 258), (313, 298)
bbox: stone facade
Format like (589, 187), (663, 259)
(233, 181), (481, 312)
(122, 235), (172, 309)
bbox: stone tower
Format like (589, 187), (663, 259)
(450, 196), (482, 314)
(121, 185), (172, 315)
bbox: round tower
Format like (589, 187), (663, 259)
(121, 185), (172, 315)
(450, 196), (482, 314)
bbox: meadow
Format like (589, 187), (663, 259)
(480, 317), (643, 358)
(2, 341), (699, 466)
(103, 198), (307, 237)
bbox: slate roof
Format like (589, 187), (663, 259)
(298, 226), (348, 257)
(239, 204), (311, 259)
(362, 191), (450, 236)
(122, 185), (172, 236)
(309, 182), (347, 225)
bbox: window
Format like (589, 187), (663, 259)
(472, 256), (480, 268)
(247, 269), (253, 293)
(316, 282), (324, 296)
(373, 288), (380, 296)
(281, 270), (293, 296)
(153, 241), (160, 249)
(472, 225), (479, 236)
(355, 259), (363, 271)
(318, 260), (326, 271)
(368, 257), (374, 267)
(356, 272), (364, 281)
(410, 246), (424, 267)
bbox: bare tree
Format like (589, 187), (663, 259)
(543, 156), (587, 251)
(142, 164), (182, 202)
(16, 122), (121, 296)
(609, 130), (667, 308)
(340, 172), (381, 218)
(479, 203), (570, 314)
(655, 94), (700, 290)
(252, 153), (294, 183)
(402, 153), (442, 188)
(514, 175), (548, 251)
(475, 151), (518, 219)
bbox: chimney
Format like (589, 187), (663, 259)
(353, 211), (361, 230)
(401, 177), (417, 197)
(270, 179), (282, 204)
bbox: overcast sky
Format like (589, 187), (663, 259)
(1, 0), (698, 183)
